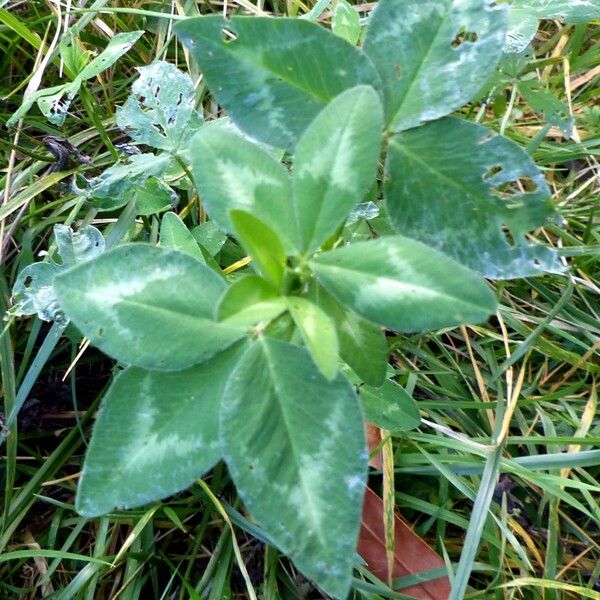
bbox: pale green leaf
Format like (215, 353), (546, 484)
(332, 0), (361, 45)
(217, 274), (278, 320)
(360, 380), (421, 432)
(54, 244), (246, 371)
(190, 127), (296, 251)
(53, 224), (105, 267)
(292, 85), (383, 254)
(175, 15), (381, 149)
(286, 297), (339, 380)
(363, 0), (507, 131)
(76, 343), (246, 517)
(221, 337), (367, 598)
(11, 224), (104, 324)
(229, 210), (287, 288)
(311, 235), (497, 332)
(117, 60), (204, 152)
(160, 212), (205, 261)
(89, 153), (174, 212)
(385, 117), (566, 279)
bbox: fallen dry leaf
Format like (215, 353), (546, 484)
(359, 428), (451, 600)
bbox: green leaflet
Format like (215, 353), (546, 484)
(309, 283), (387, 387)
(175, 15), (381, 150)
(54, 244), (246, 371)
(385, 117), (566, 279)
(363, 0), (506, 131)
(292, 86), (383, 254)
(229, 210), (287, 289)
(76, 343), (247, 517)
(217, 275), (278, 320)
(221, 337), (367, 599)
(189, 127), (297, 252)
(360, 380), (421, 432)
(311, 235), (497, 332)
(332, 0), (361, 45)
(160, 212), (205, 262)
(286, 297), (339, 380)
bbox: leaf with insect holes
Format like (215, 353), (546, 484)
(292, 85), (383, 254)
(7, 31), (144, 127)
(221, 337), (367, 599)
(10, 225), (105, 324)
(385, 117), (566, 279)
(54, 244), (247, 371)
(363, 0), (506, 132)
(190, 127), (296, 252)
(76, 342), (247, 517)
(175, 15), (381, 150)
(311, 235), (497, 332)
(117, 60), (204, 152)
(286, 297), (339, 380)
(89, 153), (174, 212)
(505, 0), (600, 53)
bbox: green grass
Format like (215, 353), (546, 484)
(1, 1), (599, 598)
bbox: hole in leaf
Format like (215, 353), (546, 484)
(478, 132), (495, 144)
(97, 327), (105, 337)
(483, 165), (503, 180)
(533, 258), (542, 267)
(24, 276), (33, 288)
(221, 28), (238, 43)
(502, 226), (516, 247)
(394, 64), (402, 78)
(491, 177), (537, 206)
(452, 28), (479, 48)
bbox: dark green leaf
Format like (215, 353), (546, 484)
(311, 235), (497, 332)
(385, 117), (565, 278)
(76, 343), (247, 517)
(221, 337), (367, 599)
(55, 244), (246, 371)
(175, 15), (381, 149)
